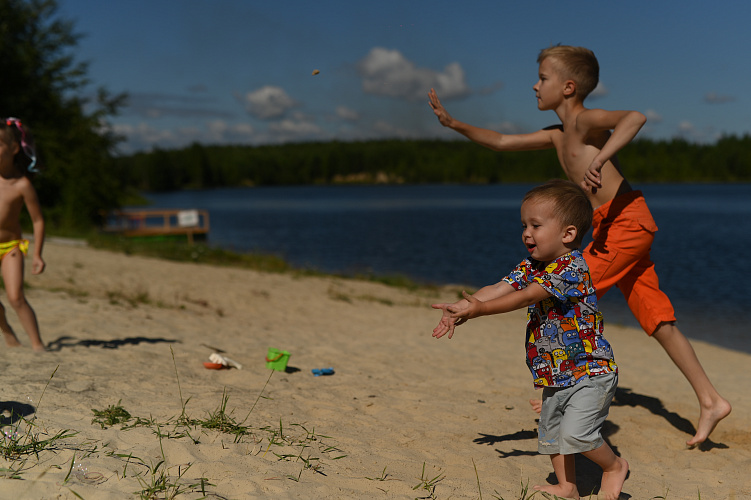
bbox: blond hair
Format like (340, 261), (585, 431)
(537, 45), (599, 100)
(523, 179), (592, 247)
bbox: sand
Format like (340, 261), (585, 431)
(0, 240), (747, 499)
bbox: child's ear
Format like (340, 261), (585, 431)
(562, 225), (577, 244)
(563, 80), (576, 97)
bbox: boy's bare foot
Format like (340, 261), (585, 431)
(31, 343), (47, 352)
(600, 456), (629, 500)
(687, 397), (732, 447)
(529, 398), (542, 414)
(2, 330), (22, 347)
(533, 483), (579, 499)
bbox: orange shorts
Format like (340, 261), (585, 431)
(583, 191), (676, 335)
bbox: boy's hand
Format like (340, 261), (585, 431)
(452, 291), (483, 320)
(431, 291), (484, 339)
(428, 88), (453, 127)
(582, 158), (604, 192)
(31, 256), (45, 275)
(431, 301), (467, 339)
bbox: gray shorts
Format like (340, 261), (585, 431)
(537, 372), (618, 455)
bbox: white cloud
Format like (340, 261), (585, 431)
(357, 47), (469, 101)
(113, 122), (174, 143)
(704, 92), (735, 104)
(240, 85), (296, 119)
(206, 120), (256, 143)
(644, 109), (663, 123)
(588, 82), (608, 99)
(268, 119), (323, 136)
(678, 121), (695, 134)
(477, 81), (504, 96)
(123, 92), (233, 120)
(336, 106), (360, 121)
(674, 121), (720, 143)
(371, 120), (418, 138)
(112, 120), (258, 153)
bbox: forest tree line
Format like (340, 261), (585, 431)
(115, 135), (751, 192)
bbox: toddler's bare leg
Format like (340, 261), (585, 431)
(534, 454), (579, 499)
(652, 322), (731, 446)
(581, 443), (628, 500)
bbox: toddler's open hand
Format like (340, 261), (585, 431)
(431, 301), (468, 339)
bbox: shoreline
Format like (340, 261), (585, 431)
(0, 241), (746, 498)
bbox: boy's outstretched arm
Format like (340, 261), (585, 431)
(428, 89), (554, 152)
(431, 280), (516, 339)
(432, 282), (549, 339)
(578, 108), (646, 189)
(451, 284), (549, 321)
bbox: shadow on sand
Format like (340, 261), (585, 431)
(0, 401), (35, 426)
(45, 335), (178, 351)
(472, 385), (731, 497)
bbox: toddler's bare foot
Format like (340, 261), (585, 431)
(529, 398), (542, 414)
(687, 397), (732, 447)
(533, 483), (579, 499)
(600, 456), (629, 500)
(2, 330), (22, 347)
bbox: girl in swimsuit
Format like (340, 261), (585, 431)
(0, 118), (45, 351)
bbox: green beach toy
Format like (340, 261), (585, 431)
(265, 348), (290, 371)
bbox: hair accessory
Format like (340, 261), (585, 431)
(4, 117), (37, 172)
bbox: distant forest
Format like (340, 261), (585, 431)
(115, 136), (751, 192)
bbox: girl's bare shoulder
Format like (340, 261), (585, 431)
(0, 174), (33, 197)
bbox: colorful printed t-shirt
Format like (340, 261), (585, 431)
(502, 249), (616, 388)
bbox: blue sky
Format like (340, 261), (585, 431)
(58, 0), (751, 154)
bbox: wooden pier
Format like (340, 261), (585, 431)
(103, 209), (210, 244)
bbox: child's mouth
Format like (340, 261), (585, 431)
(526, 243), (536, 253)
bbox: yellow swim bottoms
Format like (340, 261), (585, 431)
(0, 239), (29, 260)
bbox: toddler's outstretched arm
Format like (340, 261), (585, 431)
(431, 281), (542, 339)
(448, 285), (549, 322)
(431, 280), (511, 339)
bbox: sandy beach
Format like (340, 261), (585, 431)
(0, 240), (747, 499)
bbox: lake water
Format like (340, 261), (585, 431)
(142, 183), (751, 354)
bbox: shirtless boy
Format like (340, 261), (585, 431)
(428, 45), (730, 446)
